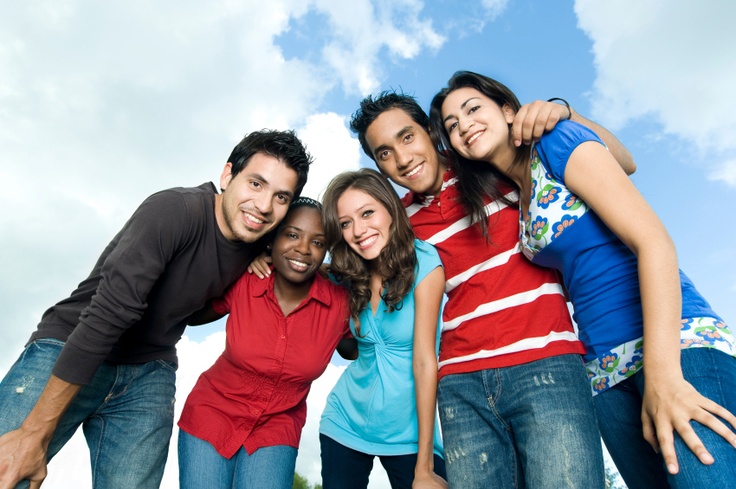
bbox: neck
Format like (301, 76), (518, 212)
(273, 273), (311, 307)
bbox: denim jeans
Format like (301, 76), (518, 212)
(594, 347), (736, 489)
(178, 430), (297, 489)
(319, 434), (446, 489)
(437, 354), (604, 489)
(0, 338), (176, 489)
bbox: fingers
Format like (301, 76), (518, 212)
(512, 101), (567, 147)
(641, 410), (660, 453)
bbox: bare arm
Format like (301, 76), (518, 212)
(512, 100), (636, 175)
(411, 266), (447, 489)
(565, 141), (736, 475)
(0, 376), (82, 489)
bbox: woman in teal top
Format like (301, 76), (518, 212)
(319, 168), (447, 489)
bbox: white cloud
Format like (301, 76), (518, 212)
(310, 0), (445, 94)
(297, 112), (362, 200)
(575, 0), (736, 185)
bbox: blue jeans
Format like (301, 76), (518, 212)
(594, 347), (736, 489)
(178, 430), (297, 489)
(437, 354), (604, 489)
(319, 434), (446, 489)
(0, 338), (176, 489)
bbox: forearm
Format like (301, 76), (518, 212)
(637, 243), (683, 379)
(569, 108), (636, 175)
(413, 359), (439, 475)
(21, 375), (82, 441)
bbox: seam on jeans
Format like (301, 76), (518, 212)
(89, 414), (105, 484)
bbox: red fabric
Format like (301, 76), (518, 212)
(178, 272), (350, 458)
(403, 170), (584, 380)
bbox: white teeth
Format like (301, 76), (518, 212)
(246, 214), (264, 224)
(358, 235), (377, 249)
(289, 259), (308, 269)
(467, 131), (482, 145)
(405, 163), (422, 178)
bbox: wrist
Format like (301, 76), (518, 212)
(547, 97), (571, 120)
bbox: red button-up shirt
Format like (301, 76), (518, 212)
(178, 271), (350, 458)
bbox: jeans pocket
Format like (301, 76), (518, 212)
(155, 359), (178, 373)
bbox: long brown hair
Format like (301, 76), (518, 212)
(322, 169), (417, 328)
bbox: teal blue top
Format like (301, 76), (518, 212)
(319, 239), (444, 456)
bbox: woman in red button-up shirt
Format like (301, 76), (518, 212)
(177, 198), (352, 489)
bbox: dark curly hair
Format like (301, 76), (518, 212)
(322, 169), (417, 330)
(429, 71), (527, 238)
(227, 129), (313, 199)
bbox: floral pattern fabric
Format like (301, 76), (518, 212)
(521, 147), (734, 394)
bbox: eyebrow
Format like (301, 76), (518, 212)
(282, 224), (324, 236)
(443, 97), (480, 124)
(372, 125), (414, 159)
(248, 172), (295, 200)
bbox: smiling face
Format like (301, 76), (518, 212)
(336, 187), (393, 262)
(216, 152), (299, 243)
(364, 108), (446, 197)
(270, 206), (326, 285)
(441, 86), (516, 166)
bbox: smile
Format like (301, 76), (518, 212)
(357, 235), (378, 250)
(404, 162), (423, 178)
(288, 259), (310, 270)
(244, 212), (266, 226)
(466, 130), (484, 146)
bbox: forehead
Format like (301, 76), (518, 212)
(364, 108), (429, 150)
(337, 188), (379, 213)
(443, 87), (485, 112)
(281, 206), (322, 229)
(239, 153), (298, 185)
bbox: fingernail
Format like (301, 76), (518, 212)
(667, 464), (677, 474)
(701, 453), (714, 464)
(514, 139), (521, 147)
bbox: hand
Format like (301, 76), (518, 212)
(0, 427), (49, 489)
(246, 253), (272, 279)
(642, 375), (736, 475)
(512, 100), (570, 147)
(412, 471), (448, 489)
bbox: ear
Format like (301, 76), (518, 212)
(502, 104), (515, 124)
(220, 162), (234, 191)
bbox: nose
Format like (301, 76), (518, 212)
(294, 236), (310, 255)
(458, 116), (473, 136)
(253, 192), (273, 216)
(352, 220), (366, 239)
(395, 146), (413, 169)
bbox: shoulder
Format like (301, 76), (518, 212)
(538, 120), (603, 154)
(139, 183), (216, 218)
(414, 239), (442, 275)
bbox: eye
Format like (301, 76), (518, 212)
(276, 194), (290, 204)
(378, 149), (390, 161)
(250, 180), (262, 189)
(312, 240), (325, 248)
(361, 209), (374, 218)
(340, 220), (351, 229)
(287, 232), (299, 240)
(446, 121), (458, 133)
(468, 105), (480, 114)
(403, 133), (414, 143)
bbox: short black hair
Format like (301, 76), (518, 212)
(227, 129), (313, 198)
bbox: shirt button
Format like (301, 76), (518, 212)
(280, 335), (286, 339)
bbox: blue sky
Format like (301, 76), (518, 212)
(1, 1), (734, 487)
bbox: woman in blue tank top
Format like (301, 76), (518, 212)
(429, 70), (736, 489)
